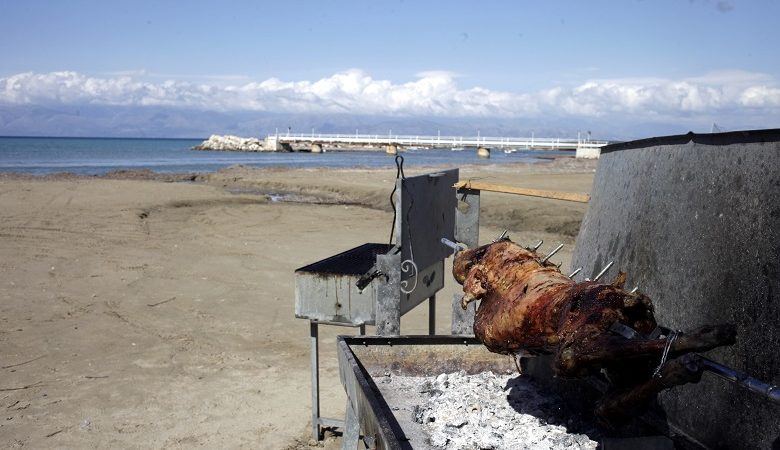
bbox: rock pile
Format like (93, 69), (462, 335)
(192, 135), (267, 151)
(398, 371), (598, 450)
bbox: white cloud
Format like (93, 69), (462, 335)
(1, 69), (779, 125)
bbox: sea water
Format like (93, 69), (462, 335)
(0, 137), (572, 175)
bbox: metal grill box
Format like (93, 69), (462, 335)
(295, 243), (393, 325)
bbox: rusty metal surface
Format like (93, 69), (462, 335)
(349, 339), (514, 377)
(295, 244), (394, 324)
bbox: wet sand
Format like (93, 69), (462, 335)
(0, 158), (595, 449)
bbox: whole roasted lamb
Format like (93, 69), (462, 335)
(453, 238), (736, 423)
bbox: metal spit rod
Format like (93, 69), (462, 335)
(699, 356), (780, 404)
(613, 321), (780, 405)
(440, 237), (467, 254)
(568, 267), (583, 278)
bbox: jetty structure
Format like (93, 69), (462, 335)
(266, 132), (608, 158)
(194, 132), (610, 158)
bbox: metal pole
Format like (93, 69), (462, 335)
(700, 356), (780, 404)
(310, 321), (320, 440)
(452, 187), (480, 335)
(429, 294), (436, 335)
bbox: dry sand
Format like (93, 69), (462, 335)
(0, 158), (595, 449)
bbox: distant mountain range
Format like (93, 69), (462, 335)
(0, 104), (739, 141)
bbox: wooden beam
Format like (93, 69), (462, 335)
(454, 181), (590, 203)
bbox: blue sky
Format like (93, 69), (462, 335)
(1, 0), (779, 137)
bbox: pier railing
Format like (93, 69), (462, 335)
(270, 133), (608, 150)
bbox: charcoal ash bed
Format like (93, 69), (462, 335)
(376, 370), (599, 450)
(337, 336), (608, 450)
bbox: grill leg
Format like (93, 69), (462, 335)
(428, 294), (436, 335)
(310, 321), (321, 440)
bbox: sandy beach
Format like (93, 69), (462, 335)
(0, 158), (596, 449)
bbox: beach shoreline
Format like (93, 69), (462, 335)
(0, 159), (595, 448)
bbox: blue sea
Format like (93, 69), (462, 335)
(0, 137), (572, 176)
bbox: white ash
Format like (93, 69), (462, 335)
(390, 371), (598, 450)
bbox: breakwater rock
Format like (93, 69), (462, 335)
(193, 135), (268, 152)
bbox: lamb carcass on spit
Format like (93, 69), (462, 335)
(453, 238), (736, 423)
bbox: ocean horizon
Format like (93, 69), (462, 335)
(0, 136), (574, 176)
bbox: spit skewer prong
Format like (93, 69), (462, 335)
(492, 230), (509, 243)
(592, 261), (614, 282)
(541, 244), (564, 263)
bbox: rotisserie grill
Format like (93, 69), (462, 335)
(453, 238), (737, 423)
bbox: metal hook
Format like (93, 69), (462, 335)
(394, 155), (406, 179)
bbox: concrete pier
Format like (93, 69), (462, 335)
(575, 145), (601, 159)
(311, 143), (323, 153)
(264, 136), (280, 151)
(477, 147), (490, 158)
(385, 144), (398, 155)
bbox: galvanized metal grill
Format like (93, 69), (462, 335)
(294, 168), (459, 440)
(297, 243), (393, 276)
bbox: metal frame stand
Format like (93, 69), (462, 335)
(375, 251), (439, 337)
(313, 302), (438, 444)
(428, 294), (436, 335)
(451, 187), (480, 335)
(375, 253), (401, 336)
(310, 320), (365, 441)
